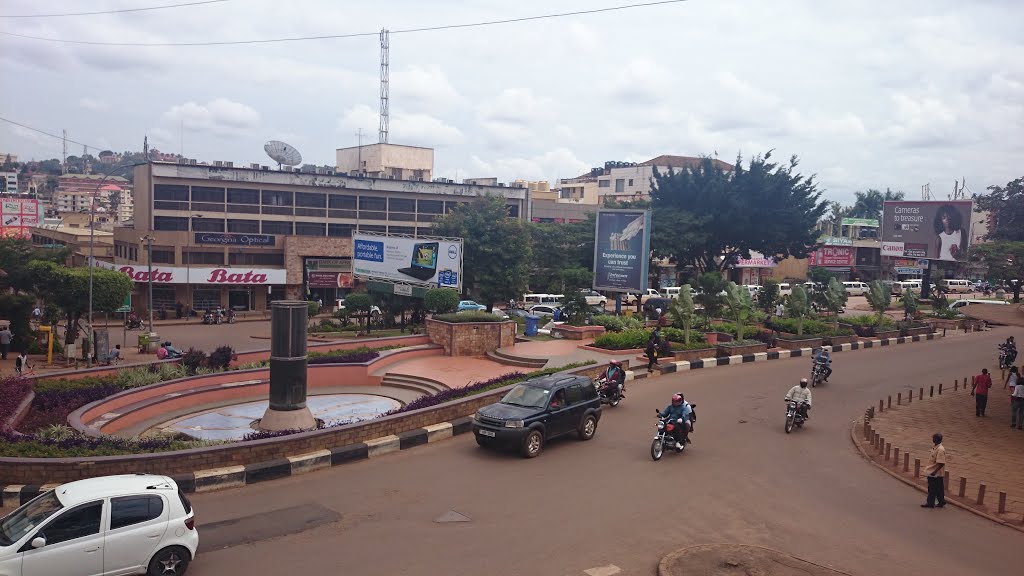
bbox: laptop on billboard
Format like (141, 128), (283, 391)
(397, 242), (439, 281)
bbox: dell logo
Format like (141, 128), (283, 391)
(448, 245), (458, 259)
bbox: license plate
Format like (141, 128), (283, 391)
(479, 429), (496, 437)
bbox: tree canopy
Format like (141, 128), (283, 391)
(29, 262), (134, 344)
(649, 152), (827, 271)
(527, 215), (595, 293)
(974, 176), (1024, 242)
(432, 194), (532, 309)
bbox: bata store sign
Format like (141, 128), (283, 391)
(92, 260), (285, 285)
(808, 246), (854, 267)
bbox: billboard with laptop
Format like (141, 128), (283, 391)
(352, 232), (463, 291)
(593, 208), (651, 293)
(881, 201), (973, 261)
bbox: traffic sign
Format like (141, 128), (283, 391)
(115, 294), (131, 314)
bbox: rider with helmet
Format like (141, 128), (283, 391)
(658, 393), (693, 449)
(785, 378), (813, 419)
(812, 347), (832, 382)
(603, 360), (626, 397)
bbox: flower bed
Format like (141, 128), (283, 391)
(842, 315), (895, 337)
(716, 340), (768, 356)
(774, 334), (824, 350)
(0, 377), (32, 430)
(0, 431), (212, 458)
(824, 334), (857, 346)
(900, 323), (932, 337)
(307, 350), (380, 365)
(592, 329), (652, 350)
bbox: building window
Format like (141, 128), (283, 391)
(359, 197), (387, 212)
(229, 252), (284, 266)
(598, 180), (610, 188)
(153, 216), (188, 231)
(227, 188), (259, 204)
(295, 222), (326, 236)
(615, 179), (625, 193)
(152, 288), (176, 311)
(150, 250), (175, 264)
(192, 288), (220, 311)
(261, 190), (293, 206)
(191, 186), (225, 203)
(359, 225), (386, 233)
(628, 179), (634, 186)
(507, 204), (520, 218)
(227, 219), (260, 233)
(328, 223), (353, 237)
(388, 226), (415, 235)
(183, 251), (224, 265)
(192, 217), (224, 232)
(417, 199), (443, 214)
(295, 192), (326, 208)
(154, 184), (188, 201)
(262, 220), (293, 235)
(329, 194), (357, 209)
(444, 201), (467, 214)
(388, 198), (415, 213)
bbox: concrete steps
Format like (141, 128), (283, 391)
(379, 373), (450, 396)
(486, 349), (548, 369)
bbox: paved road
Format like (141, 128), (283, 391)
(185, 328), (1019, 576)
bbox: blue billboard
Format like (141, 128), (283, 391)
(592, 209), (651, 293)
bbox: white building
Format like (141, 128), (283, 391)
(560, 155), (736, 205)
(1, 171), (18, 194)
(336, 143), (433, 181)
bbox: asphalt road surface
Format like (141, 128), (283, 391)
(186, 328), (1018, 576)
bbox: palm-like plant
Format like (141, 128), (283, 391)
(823, 278), (849, 330)
(667, 284), (697, 344)
(787, 285), (810, 336)
(723, 282), (754, 341)
(865, 280), (892, 326)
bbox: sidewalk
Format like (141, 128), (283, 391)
(858, 371), (1024, 523)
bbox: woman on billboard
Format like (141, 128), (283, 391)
(934, 204), (966, 261)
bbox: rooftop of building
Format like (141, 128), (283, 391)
(30, 225), (114, 239)
(58, 174), (129, 182)
(335, 142), (433, 152)
(565, 154), (737, 182)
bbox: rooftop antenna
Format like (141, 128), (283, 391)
(264, 140), (303, 170)
(379, 28), (390, 144)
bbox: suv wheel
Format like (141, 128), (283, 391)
(577, 414), (597, 441)
(475, 434), (490, 448)
(521, 429), (544, 458)
(147, 546), (191, 576)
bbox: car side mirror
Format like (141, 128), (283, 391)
(31, 537), (46, 549)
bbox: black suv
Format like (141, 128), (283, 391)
(472, 374), (602, 458)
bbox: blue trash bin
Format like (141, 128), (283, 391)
(524, 314), (539, 337)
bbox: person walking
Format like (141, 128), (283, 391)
(645, 333), (659, 373)
(921, 432), (947, 508)
(972, 368), (993, 417)
(1012, 379), (1024, 430)
(0, 325), (11, 360)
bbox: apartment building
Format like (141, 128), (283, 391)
(560, 155), (736, 204)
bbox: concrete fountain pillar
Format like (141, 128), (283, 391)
(259, 300), (317, 431)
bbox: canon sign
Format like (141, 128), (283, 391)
(108, 265), (286, 285)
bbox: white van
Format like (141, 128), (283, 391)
(743, 285), (762, 298)
(661, 287), (682, 299)
(522, 293), (550, 307)
(777, 283), (792, 296)
(944, 279), (973, 294)
(842, 281), (869, 296)
(950, 299), (1008, 311)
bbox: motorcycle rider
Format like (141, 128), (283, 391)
(785, 378), (813, 420)
(658, 393), (693, 449)
(812, 347), (833, 382)
(603, 360), (626, 398)
(1002, 337), (1017, 367)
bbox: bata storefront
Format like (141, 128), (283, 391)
(98, 262), (286, 314)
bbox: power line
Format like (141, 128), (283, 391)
(0, 116), (104, 152)
(0, 0), (690, 46)
(0, 0), (228, 19)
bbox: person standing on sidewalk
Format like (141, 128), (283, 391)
(645, 333), (659, 373)
(922, 432), (947, 508)
(972, 368), (993, 417)
(0, 325), (11, 360)
(1011, 380), (1024, 429)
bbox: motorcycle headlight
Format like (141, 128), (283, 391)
(657, 421), (665, 430)
(504, 420), (524, 428)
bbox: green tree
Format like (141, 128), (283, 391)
(559, 267), (593, 326)
(0, 294), (36, 353)
(848, 188), (905, 221)
(822, 278), (849, 329)
(865, 280), (892, 326)
(424, 288), (459, 314)
(29, 262), (133, 345)
(756, 279), (780, 313)
(968, 242), (1024, 299)
(0, 238), (68, 293)
(901, 288), (919, 321)
(432, 195), (532, 310)
(342, 293), (373, 331)
(807, 266), (837, 285)
(527, 215), (595, 292)
(787, 285), (811, 336)
(694, 272), (726, 323)
(974, 176), (1024, 241)
(667, 284), (697, 344)
(649, 152), (828, 272)
(723, 282), (755, 341)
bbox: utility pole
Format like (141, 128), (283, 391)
(62, 129), (67, 174)
(142, 235), (156, 333)
(356, 128), (363, 176)
(379, 28), (390, 144)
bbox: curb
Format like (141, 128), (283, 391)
(628, 333), (940, 379)
(849, 420), (1024, 533)
(1, 418), (474, 499)
(658, 543), (855, 576)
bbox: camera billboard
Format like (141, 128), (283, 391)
(352, 232), (463, 291)
(881, 201), (973, 261)
(593, 209), (651, 293)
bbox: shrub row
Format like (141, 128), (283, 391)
(0, 376), (32, 426)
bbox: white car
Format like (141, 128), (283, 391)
(336, 298), (382, 318)
(0, 474), (198, 576)
(579, 290), (607, 307)
(529, 305), (557, 317)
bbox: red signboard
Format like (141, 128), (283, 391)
(809, 246), (854, 267)
(307, 271), (353, 288)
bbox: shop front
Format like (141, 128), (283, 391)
(303, 257), (353, 310)
(733, 254), (777, 285)
(807, 245), (855, 281)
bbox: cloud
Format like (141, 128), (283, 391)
(466, 148), (590, 183)
(475, 88), (556, 149)
(337, 104), (464, 148)
(606, 59), (672, 106)
(78, 98), (109, 112)
(162, 98), (262, 137)
(392, 65), (463, 112)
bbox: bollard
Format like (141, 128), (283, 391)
(978, 483), (987, 505)
(903, 452), (910, 472)
(879, 437), (886, 455)
(999, 492), (1007, 514)
(930, 385), (934, 397)
(939, 382), (943, 394)
(873, 432), (880, 448)
(944, 471), (949, 491)
(919, 387), (924, 400)
(869, 406), (875, 418)
(893, 447), (900, 466)
(897, 392), (902, 405)
(959, 477), (967, 497)
(885, 442), (891, 461)
(954, 379), (958, 391)
(879, 399), (884, 413)
(909, 390), (912, 404)
(914, 459), (921, 478)
(888, 395), (892, 409)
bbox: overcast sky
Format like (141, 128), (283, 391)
(1, 0), (1022, 205)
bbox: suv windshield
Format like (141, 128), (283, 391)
(0, 490), (63, 546)
(500, 384), (550, 409)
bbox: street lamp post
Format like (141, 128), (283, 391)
(185, 214), (202, 320)
(86, 164), (134, 368)
(141, 235), (155, 333)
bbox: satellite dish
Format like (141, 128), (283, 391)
(264, 140), (302, 169)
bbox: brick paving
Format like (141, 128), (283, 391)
(857, 367), (1024, 522)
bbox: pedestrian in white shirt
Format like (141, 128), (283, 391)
(1012, 375), (1024, 430)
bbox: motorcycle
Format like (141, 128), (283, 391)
(227, 310), (237, 324)
(596, 376), (624, 407)
(125, 317), (143, 330)
(785, 400), (807, 433)
(999, 344), (1017, 370)
(202, 311), (216, 325)
(810, 361), (828, 387)
(650, 405), (696, 461)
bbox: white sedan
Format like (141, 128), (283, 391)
(0, 474), (198, 576)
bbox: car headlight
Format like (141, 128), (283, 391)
(473, 411), (482, 422)
(504, 420), (524, 428)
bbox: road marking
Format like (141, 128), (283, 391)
(434, 509), (471, 523)
(584, 565), (621, 576)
